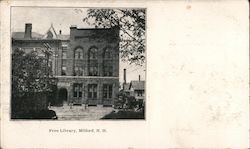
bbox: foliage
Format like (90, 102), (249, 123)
(115, 90), (143, 111)
(83, 8), (146, 66)
(11, 48), (58, 118)
(12, 48), (57, 98)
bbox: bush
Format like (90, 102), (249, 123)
(114, 91), (144, 111)
(11, 108), (57, 119)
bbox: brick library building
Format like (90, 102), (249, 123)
(12, 23), (120, 106)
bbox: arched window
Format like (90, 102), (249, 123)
(103, 47), (113, 76)
(88, 47), (98, 76)
(104, 48), (112, 59)
(74, 48), (83, 59)
(89, 47), (98, 59)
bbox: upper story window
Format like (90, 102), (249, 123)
(62, 46), (67, 51)
(61, 66), (66, 76)
(89, 47), (98, 60)
(103, 65), (113, 76)
(103, 47), (112, 60)
(62, 51), (67, 59)
(88, 47), (98, 76)
(137, 90), (143, 96)
(103, 47), (113, 76)
(74, 48), (83, 59)
(74, 66), (83, 76)
(88, 65), (98, 76)
(62, 43), (68, 49)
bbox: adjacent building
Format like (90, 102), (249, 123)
(122, 69), (145, 102)
(12, 23), (120, 106)
(129, 80), (145, 102)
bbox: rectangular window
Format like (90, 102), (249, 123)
(73, 85), (78, 97)
(88, 84), (97, 99)
(61, 66), (66, 76)
(103, 84), (113, 99)
(73, 83), (82, 98)
(79, 85), (82, 97)
(62, 51), (67, 59)
(108, 85), (112, 98)
(62, 43), (68, 48)
(137, 90), (143, 96)
(62, 46), (67, 51)
(74, 67), (78, 76)
(74, 66), (83, 76)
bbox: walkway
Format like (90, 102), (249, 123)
(49, 104), (114, 120)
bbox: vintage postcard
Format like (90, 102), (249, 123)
(11, 7), (146, 120)
(0, 0), (249, 148)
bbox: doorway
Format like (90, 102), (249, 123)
(58, 88), (68, 105)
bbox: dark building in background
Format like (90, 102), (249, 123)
(12, 23), (120, 106)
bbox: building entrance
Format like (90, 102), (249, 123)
(58, 88), (68, 105)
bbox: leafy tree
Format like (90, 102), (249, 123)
(12, 49), (57, 97)
(115, 90), (142, 111)
(12, 48), (57, 117)
(83, 8), (146, 66)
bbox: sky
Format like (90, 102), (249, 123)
(11, 7), (145, 83)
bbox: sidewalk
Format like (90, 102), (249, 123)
(49, 104), (114, 120)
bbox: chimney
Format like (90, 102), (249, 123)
(59, 30), (62, 34)
(70, 25), (77, 39)
(24, 23), (32, 39)
(123, 69), (126, 84)
(139, 75), (141, 81)
(70, 25), (77, 28)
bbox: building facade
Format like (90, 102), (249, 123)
(12, 23), (120, 106)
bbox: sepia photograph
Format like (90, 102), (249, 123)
(11, 7), (146, 120)
(1, 1), (249, 148)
